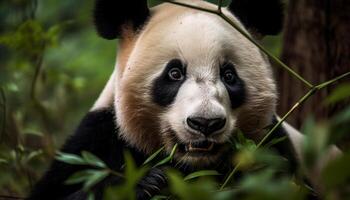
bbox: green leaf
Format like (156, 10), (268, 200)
(109, 152), (148, 200)
(124, 151), (148, 188)
(238, 169), (304, 200)
(87, 192), (95, 200)
(154, 144), (178, 167)
(264, 136), (287, 148)
(83, 170), (109, 191)
(184, 170), (220, 181)
(324, 83), (350, 104)
(232, 130), (257, 151)
(332, 105), (350, 124)
(26, 150), (43, 163)
(0, 158), (8, 165)
(143, 146), (165, 166)
(150, 195), (169, 200)
(82, 151), (106, 168)
(167, 170), (216, 200)
(65, 170), (92, 185)
(322, 152), (350, 188)
(56, 152), (86, 165)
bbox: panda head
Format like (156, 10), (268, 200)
(94, 0), (283, 167)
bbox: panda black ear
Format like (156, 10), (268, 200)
(228, 0), (284, 35)
(94, 0), (150, 40)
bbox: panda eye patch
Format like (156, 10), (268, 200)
(152, 59), (186, 107)
(220, 62), (246, 108)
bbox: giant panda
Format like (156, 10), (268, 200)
(27, 0), (340, 199)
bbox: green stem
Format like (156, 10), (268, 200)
(221, 89), (316, 190)
(316, 71), (350, 90)
(109, 169), (125, 178)
(257, 88), (317, 148)
(0, 87), (6, 142)
(217, 0), (223, 13)
(220, 163), (240, 190)
(162, 0), (218, 14)
(30, 50), (45, 101)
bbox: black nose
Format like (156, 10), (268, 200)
(187, 117), (226, 136)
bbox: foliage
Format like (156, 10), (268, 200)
(54, 102), (350, 199)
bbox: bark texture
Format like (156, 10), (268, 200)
(277, 0), (350, 127)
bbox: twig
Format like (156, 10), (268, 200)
(0, 87), (6, 143)
(163, 0), (218, 14)
(220, 163), (240, 190)
(30, 47), (45, 101)
(316, 71), (350, 90)
(0, 195), (25, 200)
(217, 0), (223, 13)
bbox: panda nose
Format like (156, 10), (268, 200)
(187, 117), (226, 136)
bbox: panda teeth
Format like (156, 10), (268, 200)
(187, 142), (214, 152)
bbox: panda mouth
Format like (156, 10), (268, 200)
(185, 141), (215, 152)
(177, 140), (222, 156)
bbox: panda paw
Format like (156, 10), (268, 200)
(136, 167), (167, 200)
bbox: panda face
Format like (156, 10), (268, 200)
(115, 2), (277, 167)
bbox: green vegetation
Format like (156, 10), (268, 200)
(0, 0), (349, 199)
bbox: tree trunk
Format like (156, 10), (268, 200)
(277, 0), (350, 128)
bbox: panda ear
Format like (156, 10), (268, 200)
(94, 0), (150, 40)
(228, 0), (284, 36)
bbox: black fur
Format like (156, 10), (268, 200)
(94, 0), (149, 39)
(27, 108), (166, 200)
(152, 59), (187, 107)
(220, 62), (246, 109)
(228, 0), (284, 35)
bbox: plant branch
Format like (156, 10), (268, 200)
(30, 48), (45, 101)
(316, 71), (350, 90)
(0, 195), (25, 200)
(220, 163), (240, 190)
(0, 87), (6, 143)
(257, 88), (317, 148)
(217, 0), (223, 13)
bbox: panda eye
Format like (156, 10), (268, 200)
(168, 68), (184, 81)
(222, 69), (236, 84)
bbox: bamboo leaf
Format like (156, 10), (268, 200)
(56, 152), (86, 165)
(65, 170), (93, 185)
(26, 150), (43, 163)
(82, 151), (106, 168)
(0, 158), (8, 165)
(143, 146), (165, 166)
(184, 170), (220, 181)
(264, 136), (287, 148)
(151, 195), (169, 200)
(87, 192), (95, 200)
(324, 83), (350, 104)
(154, 144), (178, 167)
(83, 170), (109, 191)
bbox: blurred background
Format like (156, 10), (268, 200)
(0, 0), (349, 198)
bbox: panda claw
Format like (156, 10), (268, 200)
(137, 167), (167, 200)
